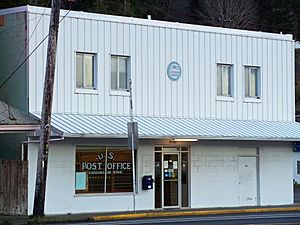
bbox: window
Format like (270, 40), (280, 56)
(297, 161), (300, 175)
(111, 55), (129, 91)
(75, 147), (133, 194)
(217, 64), (233, 97)
(245, 66), (260, 98)
(22, 143), (28, 161)
(76, 52), (95, 89)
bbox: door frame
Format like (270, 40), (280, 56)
(238, 147), (260, 206)
(154, 146), (190, 209)
(162, 152), (180, 208)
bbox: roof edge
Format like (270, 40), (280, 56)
(0, 5), (28, 16)
(0, 124), (39, 131)
(1, 5), (293, 42)
(61, 133), (298, 142)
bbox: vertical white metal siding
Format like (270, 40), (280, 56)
(27, 9), (295, 122)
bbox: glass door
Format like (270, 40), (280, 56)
(155, 147), (189, 209)
(163, 153), (179, 207)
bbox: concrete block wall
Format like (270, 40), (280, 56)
(191, 144), (241, 208)
(190, 142), (293, 208)
(136, 144), (154, 210)
(260, 144), (293, 205)
(28, 140), (154, 215)
(28, 139), (293, 215)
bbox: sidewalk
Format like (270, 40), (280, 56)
(92, 205), (300, 222)
(1, 205), (300, 224)
(0, 213), (93, 225)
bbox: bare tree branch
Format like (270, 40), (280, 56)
(197, 0), (258, 29)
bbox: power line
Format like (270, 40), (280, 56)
(0, 10), (54, 37)
(0, 9), (70, 90)
(0, 34), (48, 90)
(29, 1), (51, 42)
(15, 5), (50, 69)
(0, 0), (50, 38)
(0, 16), (38, 36)
(0, 4), (49, 117)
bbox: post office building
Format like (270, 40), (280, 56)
(1, 5), (300, 215)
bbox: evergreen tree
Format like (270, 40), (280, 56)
(258, 0), (297, 35)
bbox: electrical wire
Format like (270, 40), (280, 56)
(0, 3), (296, 91)
(0, 15), (40, 36)
(0, 9), (71, 90)
(15, 4), (50, 69)
(0, 5), (47, 117)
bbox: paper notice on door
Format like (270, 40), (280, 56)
(164, 161), (169, 168)
(173, 161), (178, 169)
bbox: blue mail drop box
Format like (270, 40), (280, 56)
(142, 175), (153, 190)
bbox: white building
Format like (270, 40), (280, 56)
(1, 5), (300, 215)
(294, 42), (300, 184)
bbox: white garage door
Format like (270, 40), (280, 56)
(238, 156), (257, 206)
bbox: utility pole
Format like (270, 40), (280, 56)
(33, 0), (61, 217)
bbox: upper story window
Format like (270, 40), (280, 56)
(297, 160), (300, 175)
(111, 55), (129, 91)
(76, 52), (96, 89)
(245, 66), (260, 99)
(217, 64), (233, 97)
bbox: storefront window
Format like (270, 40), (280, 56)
(75, 147), (133, 194)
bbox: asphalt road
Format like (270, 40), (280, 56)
(47, 212), (300, 225)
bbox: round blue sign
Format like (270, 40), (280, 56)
(167, 61), (181, 81)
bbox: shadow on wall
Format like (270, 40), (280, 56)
(0, 133), (26, 160)
(294, 183), (300, 203)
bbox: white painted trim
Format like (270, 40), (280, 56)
(243, 65), (262, 101)
(0, 124), (39, 131)
(216, 96), (235, 102)
(0, 5), (28, 15)
(109, 90), (130, 96)
(60, 133), (300, 141)
(75, 88), (98, 95)
(74, 192), (133, 197)
(74, 51), (98, 92)
(243, 98), (262, 103)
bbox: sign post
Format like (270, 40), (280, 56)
(128, 79), (138, 212)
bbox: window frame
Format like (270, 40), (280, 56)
(216, 63), (234, 100)
(75, 51), (97, 94)
(110, 55), (130, 95)
(75, 146), (135, 195)
(297, 160), (300, 175)
(244, 65), (261, 101)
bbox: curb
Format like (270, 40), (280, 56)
(91, 207), (300, 221)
